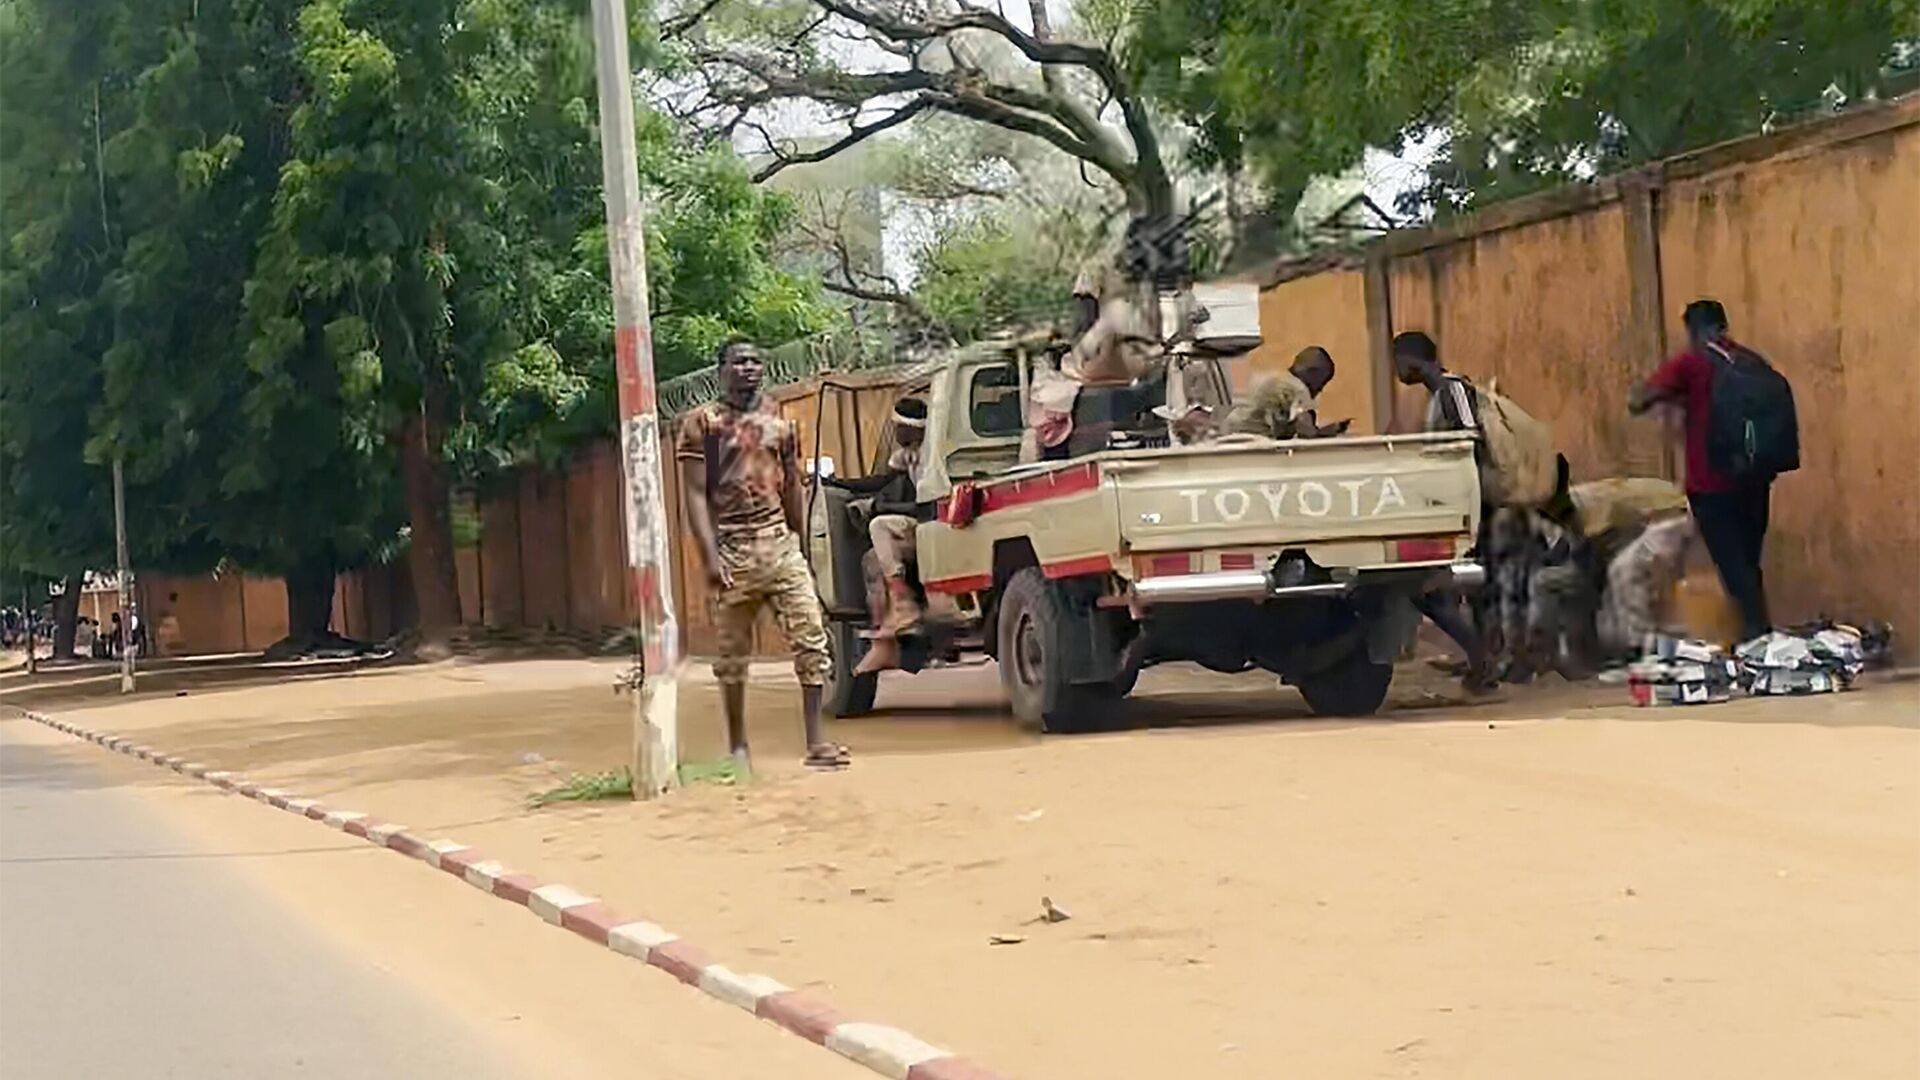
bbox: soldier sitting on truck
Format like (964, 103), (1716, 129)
(1228, 346), (1352, 440)
(1026, 241), (1163, 462)
(821, 399), (933, 675)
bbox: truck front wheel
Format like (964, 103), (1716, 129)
(1294, 644), (1394, 717)
(996, 568), (1110, 734)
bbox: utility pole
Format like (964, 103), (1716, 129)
(589, 0), (679, 798)
(112, 456), (135, 694)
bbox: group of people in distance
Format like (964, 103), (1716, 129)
(676, 296), (1787, 767)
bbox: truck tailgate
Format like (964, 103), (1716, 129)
(1108, 433), (1480, 553)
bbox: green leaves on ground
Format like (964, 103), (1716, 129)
(529, 767), (634, 806)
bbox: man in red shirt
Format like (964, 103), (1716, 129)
(1630, 300), (1772, 641)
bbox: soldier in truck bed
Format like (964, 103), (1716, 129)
(1228, 346), (1352, 440)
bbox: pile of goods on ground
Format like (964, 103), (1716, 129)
(1628, 637), (1739, 706)
(1736, 622), (1877, 695)
(1625, 620), (1892, 706)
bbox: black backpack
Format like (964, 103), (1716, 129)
(1706, 341), (1798, 481)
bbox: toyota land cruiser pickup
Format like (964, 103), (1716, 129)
(809, 338), (1483, 731)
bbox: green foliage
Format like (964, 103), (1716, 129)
(643, 150), (829, 381)
(676, 758), (749, 786)
(529, 767), (633, 806)
(3, 0), (825, 601)
(1122, 0), (1918, 220)
(1415, 0), (1920, 213)
(1122, 0), (1543, 217)
(1, 0), (293, 579)
(912, 219), (1080, 343)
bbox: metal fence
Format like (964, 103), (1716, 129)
(657, 326), (906, 416)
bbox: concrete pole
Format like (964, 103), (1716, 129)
(588, 0), (679, 798)
(112, 456), (134, 694)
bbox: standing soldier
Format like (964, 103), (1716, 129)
(678, 339), (845, 771)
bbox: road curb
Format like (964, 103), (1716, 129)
(22, 710), (1012, 1080)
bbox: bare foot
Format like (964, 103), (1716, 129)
(853, 637), (900, 676)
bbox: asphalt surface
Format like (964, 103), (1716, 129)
(0, 722), (524, 1079)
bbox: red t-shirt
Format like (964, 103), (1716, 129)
(1644, 344), (1732, 494)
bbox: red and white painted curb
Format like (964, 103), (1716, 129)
(22, 710), (1009, 1080)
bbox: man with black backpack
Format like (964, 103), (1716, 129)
(1631, 300), (1798, 642)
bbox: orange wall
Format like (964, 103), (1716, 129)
(1385, 204), (1666, 480)
(479, 496), (524, 627)
(517, 470), (572, 631)
(1656, 122), (1920, 636)
(1241, 269), (1378, 433)
(562, 442), (629, 635)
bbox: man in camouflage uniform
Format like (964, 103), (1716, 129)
(677, 339), (841, 770)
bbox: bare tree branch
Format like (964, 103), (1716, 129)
(660, 0), (727, 39)
(788, 191), (935, 324)
(802, 1), (1169, 211)
(683, 0), (1174, 214)
(821, 277), (929, 319)
(813, 0), (1121, 82)
(752, 99), (929, 181)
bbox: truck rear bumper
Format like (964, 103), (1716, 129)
(1132, 560), (1484, 605)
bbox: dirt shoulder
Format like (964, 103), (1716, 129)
(22, 657), (1920, 1080)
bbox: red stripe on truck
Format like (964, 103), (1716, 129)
(925, 555), (1112, 595)
(924, 573), (993, 595)
(936, 461), (1100, 520)
(924, 464), (1107, 595)
(1043, 555), (1114, 580)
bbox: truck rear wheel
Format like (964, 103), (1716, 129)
(825, 621), (879, 718)
(1294, 645), (1394, 717)
(996, 568), (1110, 734)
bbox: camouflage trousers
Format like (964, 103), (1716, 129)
(712, 526), (830, 687)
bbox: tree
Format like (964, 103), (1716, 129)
(245, 0), (824, 637)
(439, 0), (831, 477)
(4, 0), (824, 654)
(1120, 0), (1541, 222)
(1, 0), (284, 653)
(771, 106), (1125, 347)
(1413, 0), (1920, 213)
(1121, 0), (1919, 221)
(668, 0), (1180, 217)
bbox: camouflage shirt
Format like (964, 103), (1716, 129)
(675, 397), (798, 537)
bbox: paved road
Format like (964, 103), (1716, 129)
(0, 723), (525, 1079)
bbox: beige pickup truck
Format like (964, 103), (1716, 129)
(809, 338), (1484, 731)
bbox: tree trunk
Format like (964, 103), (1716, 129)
(284, 553), (337, 647)
(50, 572), (83, 659)
(399, 408), (463, 635)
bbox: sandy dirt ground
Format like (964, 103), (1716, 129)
(8, 655), (1917, 1080)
